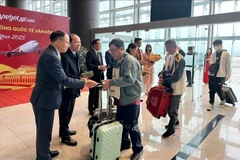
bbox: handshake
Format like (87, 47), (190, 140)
(81, 78), (98, 88)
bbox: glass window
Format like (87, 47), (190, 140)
(194, 5), (204, 17)
(153, 29), (165, 39)
(233, 40), (240, 55)
(140, 0), (151, 3)
(63, 9), (67, 17)
(115, 9), (134, 26)
(235, 23), (240, 36)
(196, 25), (208, 37)
(193, 5), (209, 17)
(138, 29), (165, 41)
(35, 8), (40, 12)
(218, 1), (235, 14)
(237, 0), (240, 11)
(36, 1), (40, 8)
(115, 1), (134, 9)
(214, 2), (220, 14)
(54, 12), (62, 16)
(0, 0), (5, 5)
(63, 1), (67, 11)
(213, 23), (233, 37)
(54, 2), (61, 12)
(139, 5), (150, 23)
(100, 0), (109, 12)
(28, 3), (32, 10)
(45, 0), (50, 6)
(45, 5), (50, 13)
(99, 14), (110, 27)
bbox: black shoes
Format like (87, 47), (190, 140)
(36, 150), (59, 159)
(131, 150), (143, 160)
(69, 130), (76, 136)
(165, 120), (180, 129)
(61, 137), (78, 146)
(50, 150), (59, 158)
(162, 130), (176, 138)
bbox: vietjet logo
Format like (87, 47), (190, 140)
(150, 96), (159, 107)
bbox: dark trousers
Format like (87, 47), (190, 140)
(59, 96), (76, 138)
(33, 105), (54, 160)
(88, 87), (99, 113)
(117, 104), (143, 154)
(208, 76), (225, 105)
(167, 95), (181, 132)
(186, 70), (194, 84)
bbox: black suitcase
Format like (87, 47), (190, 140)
(222, 86), (237, 106)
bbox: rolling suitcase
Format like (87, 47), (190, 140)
(89, 85), (123, 160)
(222, 86), (237, 106)
(146, 85), (172, 119)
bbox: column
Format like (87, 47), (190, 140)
(67, 0), (99, 50)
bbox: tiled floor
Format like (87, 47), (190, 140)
(0, 83), (240, 160)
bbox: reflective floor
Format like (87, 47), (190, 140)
(0, 83), (240, 160)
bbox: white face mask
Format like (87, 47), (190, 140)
(214, 46), (220, 51)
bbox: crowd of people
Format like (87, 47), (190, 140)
(30, 29), (231, 160)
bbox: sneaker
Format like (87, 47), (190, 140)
(162, 130), (176, 138)
(165, 120), (180, 130)
(207, 104), (214, 111)
(219, 100), (226, 108)
(131, 150), (143, 160)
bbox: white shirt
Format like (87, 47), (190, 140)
(70, 49), (77, 55)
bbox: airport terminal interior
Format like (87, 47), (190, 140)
(0, 0), (240, 160)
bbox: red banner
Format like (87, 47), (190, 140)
(0, 6), (69, 107)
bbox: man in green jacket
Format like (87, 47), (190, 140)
(102, 38), (143, 160)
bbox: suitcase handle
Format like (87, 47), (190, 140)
(97, 86), (113, 120)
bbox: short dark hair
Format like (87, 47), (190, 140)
(50, 30), (66, 42)
(134, 38), (142, 43)
(91, 39), (100, 47)
(145, 44), (152, 52)
(126, 43), (137, 54)
(188, 46), (195, 51)
(165, 39), (177, 48)
(109, 38), (125, 49)
(213, 39), (223, 45)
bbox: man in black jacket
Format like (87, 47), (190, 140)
(105, 50), (116, 79)
(59, 34), (82, 146)
(30, 30), (97, 160)
(86, 39), (106, 115)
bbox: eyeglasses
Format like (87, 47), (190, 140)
(109, 48), (118, 53)
(165, 45), (174, 49)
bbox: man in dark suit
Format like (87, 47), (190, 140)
(30, 30), (98, 160)
(86, 39), (106, 115)
(59, 34), (83, 146)
(105, 50), (116, 79)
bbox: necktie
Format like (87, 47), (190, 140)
(97, 52), (102, 64)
